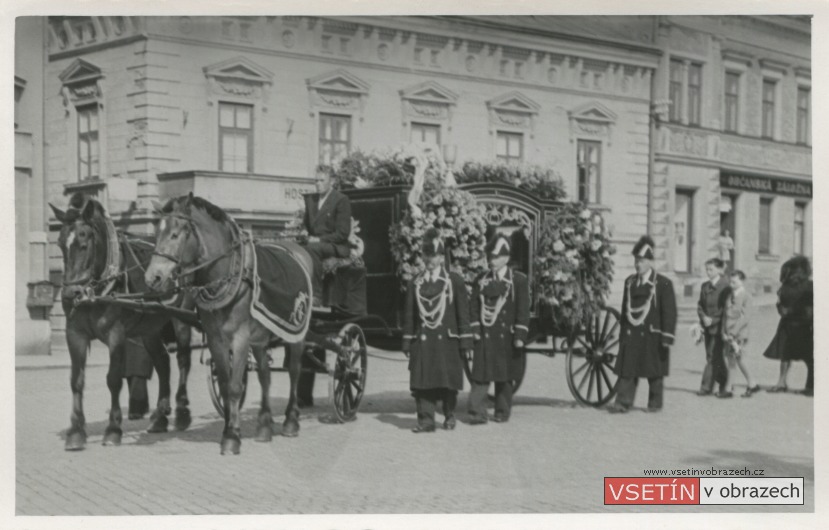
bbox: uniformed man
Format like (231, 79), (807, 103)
(402, 228), (473, 433)
(608, 235), (677, 413)
(467, 233), (530, 424)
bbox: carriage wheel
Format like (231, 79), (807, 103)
(565, 307), (621, 407)
(463, 352), (526, 398)
(206, 352), (250, 417)
(331, 323), (368, 423)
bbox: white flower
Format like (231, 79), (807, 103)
(553, 271), (564, 282)
(553, 240), (565, 252)
(591, 239), (602, 251)
(354, 176), (369, 189)
(565, 249), (577, 259)
(580, 209), (591, 219)
(563, 227), (575, 234)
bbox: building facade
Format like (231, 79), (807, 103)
(15, 17), (51, 355)
(24, 15), (811, 350)
(651, 15), (811, 305)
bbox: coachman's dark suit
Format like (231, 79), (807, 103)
(613, 269), (677, 410)
(402, 268), (473, 429)
(297, 189), (351, 406)
(468, 268), (530, 421)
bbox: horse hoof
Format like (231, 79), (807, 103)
(174, 408), (192, 431)
(64, 431), (87, 451)
(102, 430), (122, 447)
(220, 436), (241, 455)
(282, 420), (300, 438)
(255, 425), (273, 443)
(147, 414), (169, 434)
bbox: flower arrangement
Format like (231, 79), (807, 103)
(455, 160), (567, 201)
(535, 203), (616, 331)
(389, 185), (489, 286)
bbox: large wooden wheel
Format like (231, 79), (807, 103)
(331, 323), (368, 423)
(463, 352), (527, 397)
(206, 351), (250, 417)
(565, 306), (621, 407)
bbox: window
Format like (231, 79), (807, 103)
(77, 104), (99, 180)
(797, 87), (810, 144)
(724, 71), (740, 133)
(219, 102), (253, 173)
(669, 59), (703, 125)
(410, 123), (440, 147)
(577, 140), (601, 204)
(758, 197), (773, 254)
(496, 131), (523, 164)
(794, 202), (806, 255)
(762, 79), (776, 139)
(669, 59), (684, 123)
(319, 113), (351, 165)
(687, 63), (702, 126)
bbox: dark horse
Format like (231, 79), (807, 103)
(50, 194), (195, 450)
(144, 194), (312, 455)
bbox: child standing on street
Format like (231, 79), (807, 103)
(721, 270), (760, 398)
(697, 258), (729, 396)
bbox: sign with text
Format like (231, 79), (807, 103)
(720, 172), (812, 198)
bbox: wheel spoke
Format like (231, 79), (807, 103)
(575, 335), (591, 351)
(602, 338), (620, 353)
(586, 363), (596, 401)
(605, 321), (620, 345)
(598, 363), (614, 391)
(571, 359), (590, 378)
(350, 378), (363, 395)
(593, 315), (601, 347)
(596, 366), (604, 402)
(577, 361), (591, 392)
(600, 311), (611, 345)
(345, 381), (355, 411)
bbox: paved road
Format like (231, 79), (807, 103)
(15, 304), (813, 516)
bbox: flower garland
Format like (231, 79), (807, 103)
(535, 203), (616, 331)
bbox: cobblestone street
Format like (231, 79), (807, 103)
(15, 304), (813, 517)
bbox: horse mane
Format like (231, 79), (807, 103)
(163, 195), (229, 223)
(781, 255), (811, 284)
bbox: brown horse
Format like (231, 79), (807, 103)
(50, 194), (195, 451)
(144, 193), (311, 455)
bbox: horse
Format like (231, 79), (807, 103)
(49, 194), (195, 451)
(144, 193), (313, 455)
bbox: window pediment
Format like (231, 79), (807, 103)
(568, 102), (617, 144)
(486, 91), (540, 116)
(59, 59), (103, 86)
(204, 56), (274, 85)
(400, 81), (458, 105)
(307, 69), (370, 96)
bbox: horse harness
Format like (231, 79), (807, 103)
(153, 211), (253, 311)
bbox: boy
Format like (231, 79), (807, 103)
(402, 228), (473, 433)
(696, 258), (729, 396)
(721, 270), (760, 398)
(467, 233), (530, 424)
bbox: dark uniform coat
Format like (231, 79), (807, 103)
(302, 189), (352, 258)
(469, 268), (530, 382)
(615, 269), (677, 378)
(402, 268), (473, 391)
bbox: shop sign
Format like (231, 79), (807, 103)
(720, 172), (812, 198)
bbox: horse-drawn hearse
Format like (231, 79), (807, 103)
(51, 153), (620, 455)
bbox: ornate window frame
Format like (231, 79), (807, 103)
(59, 59), (107, 183)
(567, 101), (617, 146)
(306, 69), (370, 168)
(204, 56), (274, 173)
(399, 80), (458, 145)
(486, 92), (539, 162)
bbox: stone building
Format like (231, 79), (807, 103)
(23, 15), (811, 349)
(650, 15), (811, 309)
(15, 17), (51, 355)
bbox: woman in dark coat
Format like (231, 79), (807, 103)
(764, 256), (813, 395)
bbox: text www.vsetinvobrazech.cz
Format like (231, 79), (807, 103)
(643, 467), (765, 477)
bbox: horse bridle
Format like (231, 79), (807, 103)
(153, 211), (242, 280)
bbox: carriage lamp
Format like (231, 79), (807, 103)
(442, 144), (458, 167)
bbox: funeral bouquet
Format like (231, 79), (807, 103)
(535, 203), (616, 330)
(389, 185), (489, 286)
